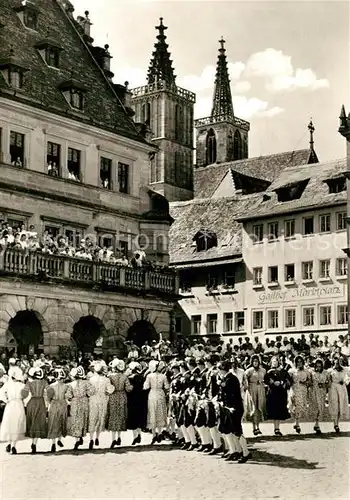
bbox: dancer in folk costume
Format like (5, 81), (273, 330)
(47, 368), (68, 452)
(204, 354), (222, 455)
(66, 366), (95, 450)
(127, 361), (147, 445)
(88, 363), (114, 450)
(217, 361), (251, 463)
(289, 356), (312, 434)
(143, 360), (169, 444)
(194, 358), (212, 452)
(107, 359), (132, 448)
(25, 367), (48, 453)
(328, 357), (350, 433)
(0, 366), (28, 454)
(245, 355), (266, 436)
(168, 362), (182, 442)
(265, 356), (291, 436)
(309, 359), (331, 434)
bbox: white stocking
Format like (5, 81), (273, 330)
(239, 435), (249, 457)
(181, 425), (190, 443)
(187, 425), (197, 445)
(209, 426), (222, 448)
(196, 426), (206, 444)
(232, 435), (242, 453)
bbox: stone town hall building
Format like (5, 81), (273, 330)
(0, 0), (179, 356)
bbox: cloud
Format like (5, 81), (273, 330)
(245, 48), (329, 92)
(194, 95), (284, 120)
(113, 66), (146, 88)
(179, 61), (245, 93)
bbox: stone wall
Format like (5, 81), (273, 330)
(0, 281), (173, 356)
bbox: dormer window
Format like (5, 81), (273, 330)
(275, 179), (309, 202)
(325, 177), (346, 194)
(14, 1), (39, 31)
(35, 39), (62, 69)
(58, 79), (87, 112)
(0, 56), (29, 90)
(193, 230), (218, 252)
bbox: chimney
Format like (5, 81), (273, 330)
(77, 10), (92, 37)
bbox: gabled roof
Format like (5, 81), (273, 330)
(169, 194), (261, 264)
(236, 158), (347, 221)
(194, 148), (317, 199)
(0, 0), (144, 143)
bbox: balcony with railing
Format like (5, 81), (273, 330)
(131, 81), (196, 103)
(195, 114), (250, 132)
(0, 248), (179, 297)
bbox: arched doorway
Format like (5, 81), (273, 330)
(72, 315), (105, 355)
(7, 310), (44, 356)
(127, 320), (158, 347)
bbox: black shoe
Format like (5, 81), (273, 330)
(11, 446), (17, 455)
(57, 440), (64, 448)
(157, 434), (162, 443)
(209, 445), (223, 455)
(226, 452), (240, 461)
(116, 437), (121, 446)
(204, 443), (213, 452)
(313, 426), (321, 435)
(238, 452), (252, 464)
(51, 444), (56, 453)
(253, 429), (259, 436)
(89, 440), (94, 450)
(78, 437), (83, 445)
(188, 444), (198, 451)
(151, 434), (158, 445)
(132, 437), (139, 446)
(334, 425), (340, 434)
(31, 444), (36, 454)
(293, 425), (301, 434)
(74, 442), (80, 451)
(5, 444), (11, 453)
(110, 440), (117, 449)
(274, 429), (282, 436)
(256, 429), (262, 435)
(197, 445), (207, 452)
(181, 442), (190, 450)
(222, 450), (230, 458)
(95, 438), (99, 446)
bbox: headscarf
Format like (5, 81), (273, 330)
(110, 359), (125, 372)
(53, 368), (66, 380)
(28, 366), (44, 379)
(149, 360), (159, 373)
(9, 366), (24, 382)
(70, 366), (85, 379)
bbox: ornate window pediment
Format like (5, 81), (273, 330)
(193, 229), (218, 252)
(14, 1), (39, 31)
(58, 79), (87, 111)
(35, 38), (63, 69)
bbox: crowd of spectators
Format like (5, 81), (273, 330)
(0, 220), (162, 270)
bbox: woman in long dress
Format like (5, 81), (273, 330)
(143, 360), (169, 444)
(88, 363), (114, 449)
(107, 359), (132, 448)
(309, 359), (330, 434)
(328, 357), (349, 432)
(265, 356), (291, 436)
(0, 366), (28, 454)
(290, 355), (312, 434)
(25, 367), (48, 453)
(245, 355), (266, 435)
(46, 368), (68, 452)
(66, 366), (95, 450)
(127, 361), (147, 445)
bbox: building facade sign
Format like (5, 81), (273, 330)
(257, 284), (345, 305)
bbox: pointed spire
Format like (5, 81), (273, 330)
(147, 17), (176, 85)
(339, 105), (348, 130)
(211, 37), (234, 120)
(308, 118), (315, 150)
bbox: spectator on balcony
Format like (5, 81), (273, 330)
(6, 227), (14, 245)
(19, 233), (28, 250)
(131, 250), (147, 268)
(0, 232), (9, 250)
(27, 236), (40, 252)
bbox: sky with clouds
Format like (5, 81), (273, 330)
(72, 0), (349, 162)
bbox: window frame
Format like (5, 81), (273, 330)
(319, 259), (330, 279)
(336, 257), (347, 277)
(223, 312), (233, 333)
(118, 161), (129, 194)
(67, 146), (81, 181)
(47, 141), (61, 177)
(268, 265), (278, 283)
(234, 311), (245, 332)
(252, 223), (264, 243)
(302, 261), (313, 280)
(285, 308), (296, 328)
(284, 219), (295, 238)
(253, 267), (263, 285)
(319, 213), (331, 233)
(191, 315), (201, 335)
(267, 221), (279, 241)
(336, 211), (347, 231)
(207, 313), (218, 334)
(303, 216), (314, 236)
(319, 305), (332, 326)
(285, 263), (295, 282)
(252, 310), (263, 330)
(100, 156), (113, 190)
(10, 130), (25, 166)
(303, 306), (315, 327)
(337, 304), (348, 325)
(267, 309), (279, 329)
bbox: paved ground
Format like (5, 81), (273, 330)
(0, 422), (349, 500)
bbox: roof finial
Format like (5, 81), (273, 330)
(339, 105), (348, 130)
(219, 37), (226, 51)
(308, 118), (315, 150)
(147, 17), (175, 85)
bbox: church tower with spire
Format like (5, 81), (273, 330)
(131, 18), (195, 202)
(195, 38), (250, 168)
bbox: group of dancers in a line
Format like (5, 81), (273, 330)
(0, 353), (348, 461)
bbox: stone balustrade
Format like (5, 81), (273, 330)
(194, 114), (250, 131)
(0, 248), (178, 296)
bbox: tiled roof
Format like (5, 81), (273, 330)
(0, 0), (144, 142)
(169, 194), (261, 264)
(236, 158), (347, 221)
(194, 148), (316, 198)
